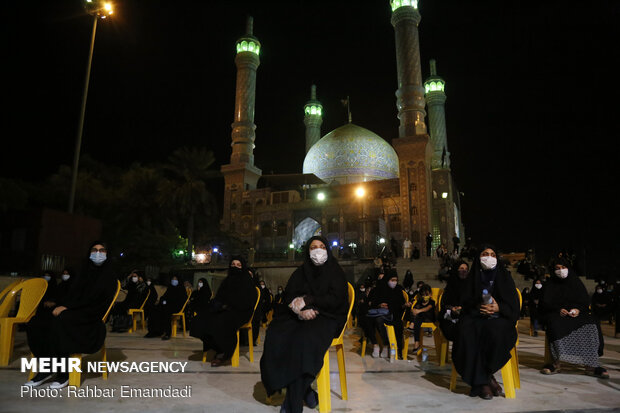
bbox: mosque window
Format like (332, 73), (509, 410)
(260, 222), (272, 237)
(236, 40), (260, 56)
(304, 105), (322, 116)
(241, 201), (252, 215)
(390, 216), (401, 233)
(276, 221), (287, 236)
(411, 206), (418, 215)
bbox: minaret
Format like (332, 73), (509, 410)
(221, 17), (262, 231)
(424, 59), (450, 169)
(303, 85), (323, 153)
(390, 0), (427, 137)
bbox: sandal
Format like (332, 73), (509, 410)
(586, 367), (609, 379)
(541, 363), (561, 375)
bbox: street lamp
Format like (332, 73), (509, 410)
(355, 186), (366, 198)
(68, 1), (114, 213)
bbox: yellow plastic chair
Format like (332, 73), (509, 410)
(0, 279), (23, 316)
(128, 290), (150, 333)
(202, 287), (261, 365)
(316, 282), (355, 413)
(0, 279), (48, 366)
(449, 287), (522, 398)
(403, 287), (445, 363)
(66, 280), (121, 387)
(361, 289), (408, 358)
(384, 289), (410, 360)
(171, 288), (193, 338)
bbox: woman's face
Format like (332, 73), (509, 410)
(458, 263), (469, 272)
(554, 264), (567, 271)
(480, 248), (496, 258)
(231, 260), (242, 269)
(90, 244), (106, 253)
(309, 240), (326, 251)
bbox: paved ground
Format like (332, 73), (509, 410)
(1, 320), (619, 413)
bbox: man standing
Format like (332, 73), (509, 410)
(452, 235), (460, 254)
(403, 237), (412, 260)
(425, 232), (433, 257)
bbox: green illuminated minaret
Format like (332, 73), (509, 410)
(221, 17), (262, 232)
(424, 59), (450, 169)
(390, 0), (427, 137)
(303, 85), (323, 153)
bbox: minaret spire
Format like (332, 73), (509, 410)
(424, 58), (449, 169)
(304, 84), (323, 153)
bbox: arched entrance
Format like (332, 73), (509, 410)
(293, 217), (322, 249)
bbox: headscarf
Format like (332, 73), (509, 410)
(300, 236), (341, 296)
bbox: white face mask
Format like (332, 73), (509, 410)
(388, 281), (397, 289)
(555, 268), (569, 279)
(309, 248), (328, 266)
(132, 276), (138, 283)
(43, 275), (51, 281)
(534, 283), (542, 289)
(480, 256), (497, 270)
(198, 282), (203, 288)
(596, 289), (603, 294)
(90, 252), (107, 265)
(62, 274), (70, 281)
(146, 281), (152, 286)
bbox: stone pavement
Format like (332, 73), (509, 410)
(0, 320), (619, 413)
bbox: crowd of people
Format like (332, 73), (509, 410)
(18, 238), (613, 409)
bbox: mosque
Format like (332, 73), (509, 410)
(220, 0), (464, 263)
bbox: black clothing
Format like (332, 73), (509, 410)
(27, 260), (117, 358)
(144, 283), (158, 320)
(261, 236), (348, 413)
(410, 297), (435, 342)
(452, 262), (519, 387)
(591, 291), (613, 320)
(189, 284), (212, 316)
(529, 284), (544, 329)
(146, 284), (187, 336)
(191, 267), (258, 358)
(425, 234), (433, 257)
(40, 278), (59, 307)
(439, 273), (468, 341)
(55, 278), (75, 304)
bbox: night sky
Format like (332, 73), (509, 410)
(3, 0), (619, 273)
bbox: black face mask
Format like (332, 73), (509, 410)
(230, 267), (243, 275)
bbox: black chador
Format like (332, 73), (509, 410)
(190, 257), (258, 362)
(260, 236), (348, 413)
(145, 278), (187, 337)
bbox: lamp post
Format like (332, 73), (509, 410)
(67, 1), (113, 213)
(355, 186), (369, 258)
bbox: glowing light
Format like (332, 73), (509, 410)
(391, 0), (418, 11)
(425, 80), (445, 94)
(236, 40), (260, 56)
(213, 247), (219, 253)
(379, 238), (386, 244)
(442, 192), (448, 199)
(305, 105), (322, 116)
(177, 250), (184, 255)
(317, 192), (326, 201)
(355, 186), (366, 198)
(332, 241), (338, 247)
(195, 253), (207, 264)
(289, 243), (295, 249)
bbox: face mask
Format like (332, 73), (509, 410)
(43, 275), (51, 281)
(423, 296), (430, 302)
(555, 268), (569, 279)
(90, 252), (107, 265)
(62, 274), (70, 281)
(480, 256), (497, 270)
(278, 289), (283, 293)
(596, 289), (603, 294)
(146, 281), (152, 286)
(170, 279), (179, 286)
(458, 269), (468, 279)
(309, 248), (328, 266)
(359, 288), (365, 293)
(388, 281), (397, 289)
(198, 282), (203, 288)
(535, 283), (542, 289)
(132, 276), (138, 283)
(260, 285), (265, 289)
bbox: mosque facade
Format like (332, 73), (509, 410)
(220, 1), (464, 262)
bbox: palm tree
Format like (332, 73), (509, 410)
(159, 147), (219, 260)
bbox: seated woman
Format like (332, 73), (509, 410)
(25, 241), (118, 389)
(439, 261), (469, 342)
(144, 275), (187, 340)
(406, 284), (436, 351)
(111, 270), (147, 332)
(260, 236), (348, 413)
(529, 278), (544, 336)
(143, 277), (159, 321)
(190, 256), (258, 367)
(189, 277), (212, 317)
(540, 257), (609, 378)
(362, 269), (405, 358)
(452, 245), (519, 400)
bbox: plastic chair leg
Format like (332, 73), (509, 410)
(0, 320), (15, 366)
(202, 352), (207, 363)
(171, 316), (178, 338)
(336, 343), (348, 400)
(384, 324), (398, 360)
(317, 350), (331, 413)
(69, 354), (82, 387)
(432, 328), (443, 363)
(247, 327), (254, 363)
(231, 330), (240, 367)
(511, 347), (520, 388)
(102, 344), (108, 380)
(438, 337), (448, 366)
(500, 359), (516, 398)
(402, 334), (410, 360)
(361, 337), (366, 357)
(140, 311), (146, 331)
(181, 314), (186, 337)
(132, 313), (138, 333)
(449, 363), (458, 391)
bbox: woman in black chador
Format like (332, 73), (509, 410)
(439, 260), (470, 342)
(190, 256), (258, 367)
(539, 257), (609, 378)
(260, 236), (348, 413)
(144, 275), (187, 340)
(25, 241), (118, 389)
(452, 245), (519, 400)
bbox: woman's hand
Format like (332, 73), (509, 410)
(568, 308), (580, 317)
(52, 306), (67, 317)
(411, 308), (419, 316)
(560, 308), (570, 317)
(43, 301), (55, 308)
(299, 309), (318, 320)
(289, 297), (305, 314)
(480, 297), (499, 315)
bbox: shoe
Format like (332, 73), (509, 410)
(304, 388), (318, 408)
(49, 373), (69, 389)
(479, 385), (493, 400)
(371, 345), (380, 358)
(211, 358), (225, 367)
(144, 332), (160, 338)
(380, 348), (388, 358)
(586, 367), (610, 379)
(541, 363), (561, 375)
(489, 375), (502, 396)
(468, 385), (480, 397)
(161, 334), (171, 341)
(24, 373), (53, 387)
